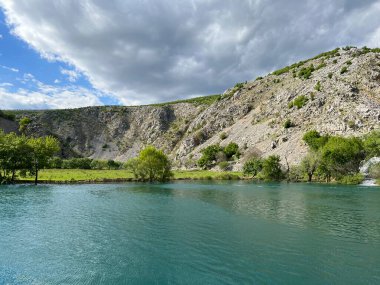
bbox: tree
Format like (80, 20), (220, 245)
(19, 117), (31, 133)
(126, 146), (172, 182)
(319, 136), (364, 180)
(363, 131), (380, 158)
(223, 142), (239, 159)
(303, 130), (328, 151)
(243, 157), (263, 177)
(301, 152), (320, 182)
(198, 144), (222, 169)
(262, 155), (283, 181)
(28, 136), (60, 185)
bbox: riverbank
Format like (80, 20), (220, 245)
(16, 169), (244, 184)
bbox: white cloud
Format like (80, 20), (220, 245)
(1, 64), (19, 72)
(0, 34), (3, 39)
(1, 0), (380, 105)
(60, 67), (80, 82)
(0, 74), (102, 109)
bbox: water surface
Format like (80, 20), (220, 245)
(1, 182), (379, 284)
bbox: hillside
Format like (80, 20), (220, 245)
(1, 47), (379, 169)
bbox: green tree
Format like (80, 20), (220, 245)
(19, 117), (31, 133)
(243, 157), (263, 177)
(198, 144), (222, 168)
(126, 146), (172, 182)
(363, 130), (380, 158)
(223, 142), (239, 159)
(301, 152), (320, 182)
(303, 130), (328, 151)
(262, 155), (283, 181)
(28, 136), (60, 184)
(319, 136), (364, 180)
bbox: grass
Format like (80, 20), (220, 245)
(19, 169), (244, 183)
(149, 94), (221, 107)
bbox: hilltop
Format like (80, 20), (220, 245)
(1, 46), (379, 170)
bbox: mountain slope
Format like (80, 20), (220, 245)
(2, 47), (380, 169)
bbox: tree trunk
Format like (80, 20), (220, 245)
(308, 173), (312, 182)
(11, 170), (15, 183)
(35, 168), (38, 185)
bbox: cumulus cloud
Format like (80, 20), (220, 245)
(1, 0), (380, 105)
(0, 73), (103, 109)
(60, 67), (80, 82)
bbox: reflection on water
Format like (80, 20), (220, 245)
(0, 182), (380, 284)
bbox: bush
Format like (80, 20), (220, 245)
(48, 157), (63, 169)
(298, 64), (315, 79)
(125, 146), (172, 182)
(198, 144), (222, 168)
(369, 163), (380, 179)
(284, 119), (293, 129)
(328, 72), (333, 79)
(333, 59), (338, 64)
(337, 173), (364, 185)
(340, 66), (348, 74)
(302, 130), (328, 151)
(218, 161), (229, 171)
(345, 60), (352, 65)
(243, 157), (263, 177)
(62, 158), (93, 169)
(219, 132), (228, 140)
(224, 142), (239, 159)
(262, 155), (283, 181)
(314, 81), (321, 92)
(19, 117), (31, 133)
(363, 131), (380, 158)
(292, 95), (308, 109)
(288, 165), (304, 182)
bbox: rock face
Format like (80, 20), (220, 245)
(2, 47), (380, 169)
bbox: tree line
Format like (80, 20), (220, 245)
(0, 130), (60, 185)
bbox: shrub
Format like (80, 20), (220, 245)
(328, 72), (333, 79)
(298, 64), (315, 79)
(369, 163), (380, 179)
(223, 142), (239, 159)
(314, 81), (321, 91)
(310, 92), (315, 100)
(337, 173), (364, 185)
(48, 157), (63, 169)
(284, 119), (293, 129)
(302, 130), (328, 151)
(333, 59), (338, 64)
(19, 117), (31, 133)
(125, 146), (172, 182)
(198, 144), (222, 168)
(288, 165), (304, 182)
(262, 155), (283, 181)
(340, 66), (348, 74)
(363, 130), (380, 158)
(218, 161), (229, 171)
(219, 132), (228, 140)
(292, 95), (308, 109)
(345, 60), (352, 65)
(243, 157), (263, 177)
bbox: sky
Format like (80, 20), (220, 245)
(0, 0), (379, 110)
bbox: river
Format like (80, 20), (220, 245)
(0, 182), (379, 284)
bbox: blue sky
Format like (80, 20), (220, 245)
(0, 0), (379, 109)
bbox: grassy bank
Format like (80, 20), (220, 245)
(18, 169), (243, 183)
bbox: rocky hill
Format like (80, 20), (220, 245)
(1, 47), (379, 169)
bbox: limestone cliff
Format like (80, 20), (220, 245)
(2, 47), (379, 169)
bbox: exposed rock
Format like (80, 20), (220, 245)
(2, 47), (379, 169)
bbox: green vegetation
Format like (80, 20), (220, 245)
(298, 64), (315, 79)
(243, 155), (283, 181)
(300, 130), (369, 183)
(0, 110), (15, 121)
(198, 142), (240, 169)
(219, 132), (228, 140)
(289, 95), (308, 109)
(18, 117), (31, 133)
(340, 66), (348, 74)
(0, 130), (60, 184)
(283, 119), (293, 129)
(362, 131), (380, 158)
(314, 81), (321, 91)
(125, 146), (172, 182)
(328, 72), (333, 79)
(150, 94), (221, 107)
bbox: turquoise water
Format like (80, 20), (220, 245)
(0, 182), (379, 284)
